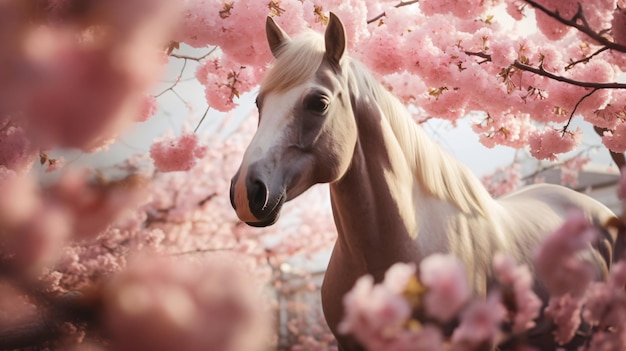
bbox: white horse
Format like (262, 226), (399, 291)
(229, 13), (621, 350)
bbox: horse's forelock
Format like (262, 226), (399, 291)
(260, 31), (326, 94)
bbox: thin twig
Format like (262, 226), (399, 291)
(561, 88), (599, 133)
(565, 46), (610, 71)
(169, 46), (218, 62)
(367, 0), (420, 24)
(155, 59), (188, 98)
(169, 247), (237, 256)
(194, 106), (211, 133)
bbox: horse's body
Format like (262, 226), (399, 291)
(230, 14), (620, 350)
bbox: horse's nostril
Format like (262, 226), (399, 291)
(249, 179), (269, 215)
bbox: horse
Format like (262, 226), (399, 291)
(229, 13), (621, 350)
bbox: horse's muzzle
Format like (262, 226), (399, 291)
(230, 174), (286, 227)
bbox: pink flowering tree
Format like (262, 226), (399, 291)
(1, 0), (626, 350)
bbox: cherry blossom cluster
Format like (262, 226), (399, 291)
(172, 0), (626, 161)
(340, 182), (626, 350)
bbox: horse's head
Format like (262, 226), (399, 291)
(230, 13), (358, 227)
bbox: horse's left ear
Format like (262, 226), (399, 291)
(324, 12), (346, 64)
(266, 16), (290, 58)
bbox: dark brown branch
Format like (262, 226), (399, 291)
(464, 51), (626, 89)
(523, 0), (626, 53)
(594, 126), (626, 171)
(512, 60), (626, 89)
(367, 0), (420, 24)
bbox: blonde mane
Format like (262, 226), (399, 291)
(348, 60), (494, 216)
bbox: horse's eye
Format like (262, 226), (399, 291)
(305, 95), (329, 113)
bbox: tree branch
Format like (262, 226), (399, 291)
(367, 1), (420, 24)
(465, 51), (626, 89)
(565, 46), (609, 71)
(512, 60), (626, 89)
(523, 0), (626, 53)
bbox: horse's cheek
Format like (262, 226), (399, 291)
(299, 115), (325, 148)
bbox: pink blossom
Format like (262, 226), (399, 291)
(52, 170), (149, 239)
(0, 123), (37, 174)
(602, 121), (626, 153)
(150, 133), (208, 172)
(383, 262), (417, 294)
(339, 275), (412, 348)
(560, 155), (590, 188)
(492, 253), (542, 333)
(534, 211), (596, 297)
(137, 95), (158, 122)
(21, 0), (180, 151)
(473, 113), (534, 150)
(528, 127), (582, 161)
(481, 163), (522, 197)
(544, 294), (583, 345)
(588, 329), (626, 351)
(587, 103), (624, 130)
(103, 254), (269, 351)
(420, 254), (470, 322)
(9, 203), (72, 274)
(0, 169), (40, 229)
(196, 55), (258, 112)
(451, 293), (506, 349)
(614, 7), (626, 45)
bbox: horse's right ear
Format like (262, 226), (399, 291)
(266, 16), (290, 58)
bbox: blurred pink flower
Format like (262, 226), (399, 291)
(52, 170), (149, 239)
(493, 253), (542, 333)
(0, 123), (37, 174)
(339, 263), (415, 349)
(150, 133), (208, 172)
(137, 95), (159, 122)
(420, 254), (470, 322)
(544, 294), (583, 345)
(0, 169), (40, 229)
(9, 203), (72, 274)
(103, 254), (269, 351)
(534, 211), (596, 297)
(451, 293), (506, 349)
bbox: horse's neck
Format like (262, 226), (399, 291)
(328, 62), (494, 274)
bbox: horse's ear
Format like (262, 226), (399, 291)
(266, 16), (290, 58)
(324, 12), (346, 64)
